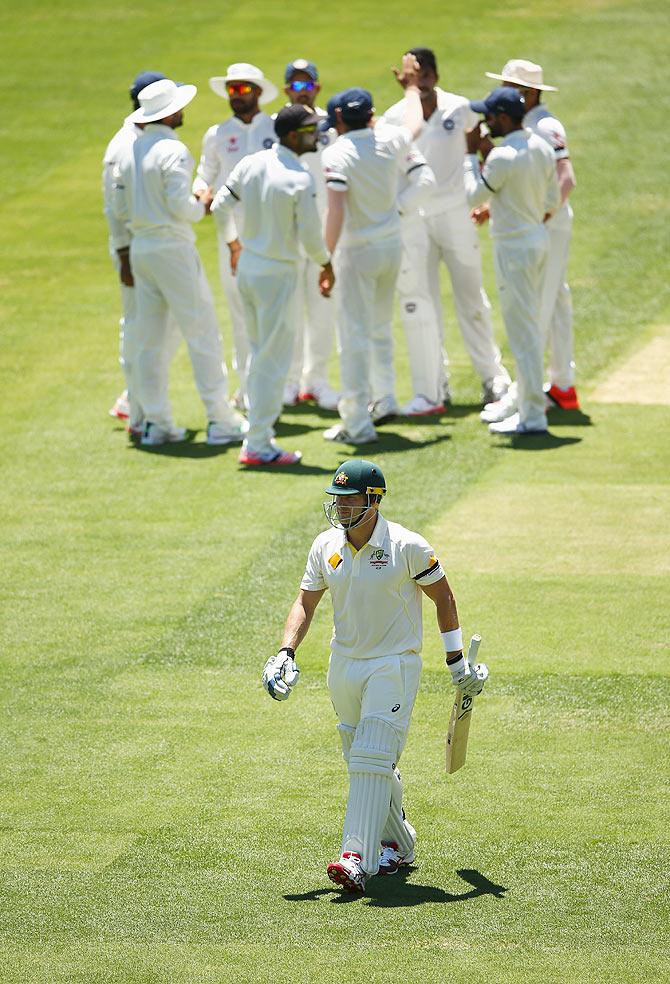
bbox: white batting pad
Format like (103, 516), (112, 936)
(337, 723), (356, 764)
(342, 716), (399, 874)
(380, 766), (416, 856)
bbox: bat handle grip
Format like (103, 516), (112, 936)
(467, 633), (482, 664)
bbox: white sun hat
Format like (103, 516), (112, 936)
(128, 79), (198, 123)
(485, 59), (558, 92)
(209, 62), (279, 105)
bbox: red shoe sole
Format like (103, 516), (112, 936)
(327, 862), (365, 894)
(406, 404), (445, 417)
(298, 392), (316, 402)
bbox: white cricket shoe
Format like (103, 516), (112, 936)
(378, 840), (415, 876)
(323, 423), (378, 445)
(401, 394), (446, 417)
(489, 412), (548, 435)
(283, 382), (300, 407)
(480, 393), (518, 424)
(108, 390), (129, 420)
(327, 852), (368, 894)
(206, 417), (249, 446)
(482, 375), (510, 406)
(369, 396), (399, 425)
(140, 422), (188, 446)
(300, 381), (341, 412)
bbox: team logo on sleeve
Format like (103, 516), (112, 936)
(263, 137), (275, 149)
(227, 136), (239, 152)
(443, 118), (455, 131)
(319, 133), (330, 146)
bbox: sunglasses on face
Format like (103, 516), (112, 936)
(288, 80), (316, 92)
(227, 82), (254, 96)
(296, 124), (317, 133)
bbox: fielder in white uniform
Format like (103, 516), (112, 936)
(103, 70), (180, 431)
(321, 58), (435, 444)
(381, 47), (510, 413)
(113, 79), (247, 447)
(262, 458), (487, 894)
(485, 60), (578, 410)
(464, 87), (560, 435)
(193, 63), (278, 406)
(211, 105), (334, 467)
(281, 58), (340, 412)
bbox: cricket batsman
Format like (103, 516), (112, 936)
(263, 459), (488, 894)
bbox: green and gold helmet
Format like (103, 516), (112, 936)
(325, 459), (387, 497)
(324, 459), (386, 530)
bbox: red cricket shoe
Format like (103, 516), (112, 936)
(545, 384), (580, 410)
(238, 447), (302, 467)
(327, 852), (367, 893)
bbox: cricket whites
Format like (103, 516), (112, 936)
(445, 634), (482, 774)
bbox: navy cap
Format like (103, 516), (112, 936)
(320, 88), (373, 130)
(274, 104), (320, 138)
(470, 86), (526, 120)
(130, 71), (166, 108)
(284, 59), (319, 83)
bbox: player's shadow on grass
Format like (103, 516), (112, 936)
(444, 402), (485, 419)
(493, 432), (582, 451)
(374, 430), (452, 453)
(284, 868), (508, 907)
(129, 431), (243, 458)
(547, 408), (593, 427)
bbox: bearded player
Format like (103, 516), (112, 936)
(262, 459), (487, 893)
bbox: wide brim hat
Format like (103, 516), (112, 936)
(128, 79), (197, 123)
(486, 59), (558, 92)
(209, 62), (279, 105)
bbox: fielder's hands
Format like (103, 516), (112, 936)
(470, 205), (490, 226)
(228, 238), (242, 275)
(117, 248), (134, 287)
(458, 661), (489, 698)
(319, 261), (335, 298)
(392, 53), (421, 90)
(262, 647), (300, 701)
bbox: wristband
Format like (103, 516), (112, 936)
(278, 646), (295, 659)
(441, 628), (463, 653)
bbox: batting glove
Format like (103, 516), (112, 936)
(262, 647), (300, 701)
(458, 661), (489, 698)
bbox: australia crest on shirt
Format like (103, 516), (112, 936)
(369, 549), (390, 568)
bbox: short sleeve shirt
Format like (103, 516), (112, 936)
(381, 87), (478, 214)
(300, 515), (445, 660)
(321, 123), (425, 247)
(524, 103), (573, 227)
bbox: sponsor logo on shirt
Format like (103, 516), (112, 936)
(227, 136), (239, 151)
(404, 302), (417, 314)
(443, 117), (455, 131)
(369, 549), (390, 568)
(391, 703), (401, 713)
(328, 552), (343, 570)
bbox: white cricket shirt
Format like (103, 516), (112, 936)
(193, 113), (277, 193)
(211, 145), (329, 266)
(102, 116), (140, 252)
(524, 103), (573, 231)
(463, 129), (560, 241)
(114, 124), (204, 245)
(381, 88), (478, 216)
(321, 123), (427, 248)
(301, 514), (445, 660)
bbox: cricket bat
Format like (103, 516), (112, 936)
(445, 634), (481, 774)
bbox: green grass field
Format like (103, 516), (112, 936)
(1, 1), (669, 981)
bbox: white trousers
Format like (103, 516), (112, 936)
(131, 238), (232, 432)
(541, 221), (575, 389)
(218, 234), (250, 397)
(287, 257), (336, 390)
(335, 239), (401, 438)
(237, 253), (299, 456)
(492, 232), (549, 430)
(397, 206), (508, 402)
(327, 651), (422, 751)
(112, 255), (181, 429)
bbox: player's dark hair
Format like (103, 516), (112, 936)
(407, 47), (438, 74)
(343, 113), (372, 130)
